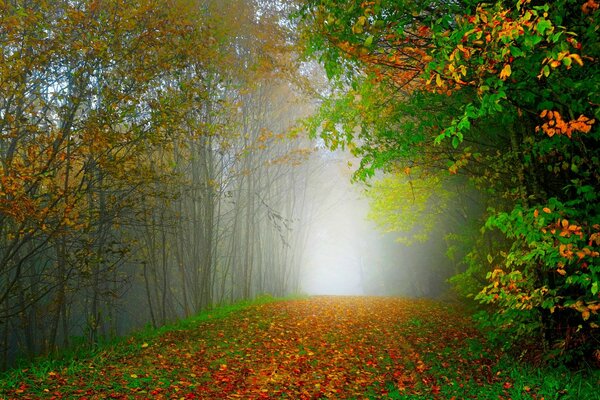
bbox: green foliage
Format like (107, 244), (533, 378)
(297, 0), (600, 364)
(448, 227), (512, 300)
(366, 170), (454, 244)
(476, 195), (600, 357)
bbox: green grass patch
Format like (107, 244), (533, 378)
(0, 294), (289, 395)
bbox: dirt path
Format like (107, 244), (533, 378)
(5, 296), (511, 399)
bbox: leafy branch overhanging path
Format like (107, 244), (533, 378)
(6, 297), (530, 399)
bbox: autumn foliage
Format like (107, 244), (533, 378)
(297, 0), (600, 363)
(1, 297), (535, 399)
(0, 0), (311, 368)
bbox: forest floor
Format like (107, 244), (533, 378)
(1, 296), (598, 399)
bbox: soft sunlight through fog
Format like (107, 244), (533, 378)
(300, 154), (376, 295)
(298, 150), (454, 298)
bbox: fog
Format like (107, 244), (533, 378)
(0, 0), (457, 369)
(301, 193), (368, 295)
(299, 150), (454, 298)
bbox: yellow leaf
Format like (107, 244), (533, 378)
(569, 53), (583, 66)
(141, 342), (149, 348)
(543, 207), (551, 213)
(499, 64), (512, 80)
(435, 74), (443, 87)
(130, 374), (138, 379)
(557, 268), (566, 276)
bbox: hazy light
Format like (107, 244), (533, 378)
(300, 152), (377, 296)
(302, 226), (365, 295)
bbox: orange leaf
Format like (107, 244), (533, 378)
(569, 54), (584, 66)
(499, 64), (511, 80)
(582, 310), (590, 320)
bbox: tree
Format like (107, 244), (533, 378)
(296, 0), (599, 362)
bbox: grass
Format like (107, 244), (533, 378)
(0, 294), (285, 396)
(1, 295), (598, 399)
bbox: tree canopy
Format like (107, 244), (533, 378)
(296, 0), (600, 363)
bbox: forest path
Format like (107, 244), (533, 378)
(5, 296), (517, 399)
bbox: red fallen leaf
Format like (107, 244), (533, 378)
(503, 381), (513, 389)
(5, 297), (516, 399)
(14, 383), (28, 395)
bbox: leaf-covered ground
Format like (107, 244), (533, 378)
(2, 296), (597, 399)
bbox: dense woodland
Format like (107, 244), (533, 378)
(296, 0), (599, 365)
(0, 0), (326, 368)
(0, 0), (599, 373)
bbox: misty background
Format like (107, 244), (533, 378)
(300, 151), (451, 298)
(0, 0), (457, 370)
